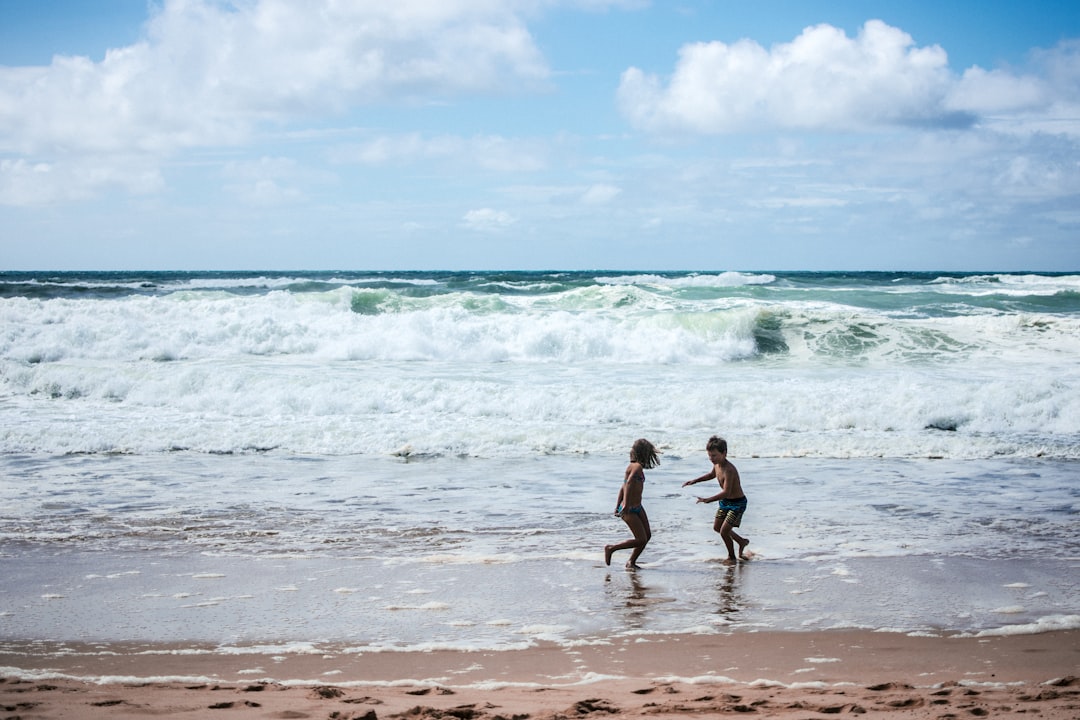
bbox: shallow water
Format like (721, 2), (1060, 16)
(2, 454), (1077, 650)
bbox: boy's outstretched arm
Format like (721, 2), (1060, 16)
(682, 469), (715, 487)
(696, 483), (733, 503)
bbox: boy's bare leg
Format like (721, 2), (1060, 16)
(715, 514), (750, 562)
(720, 522), (739, 565)
(732, 530), (750, 559)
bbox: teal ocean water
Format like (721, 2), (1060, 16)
(0, 270), (1077, 666)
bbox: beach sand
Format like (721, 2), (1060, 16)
(3, 630), (1077, 719)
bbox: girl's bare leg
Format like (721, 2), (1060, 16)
(606, 513), (649, 568)
(626, 510), (652, 568)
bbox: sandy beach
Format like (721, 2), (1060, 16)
(3, 630), (1078, 719)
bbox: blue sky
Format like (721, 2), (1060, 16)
(1, 1), (1078, 271)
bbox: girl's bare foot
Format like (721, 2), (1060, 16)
(604, 545), (614, 566)
(626, 562), (641, 570)
(722, 556), (736, 566)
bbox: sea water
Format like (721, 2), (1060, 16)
(0, 271), (1077, 653)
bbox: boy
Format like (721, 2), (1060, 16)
(683, 435), (750, 565)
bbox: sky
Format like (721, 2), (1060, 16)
(1, 1), (1079, 272)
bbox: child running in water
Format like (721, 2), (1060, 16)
(604, 438), (660, 569)
(683, 435), (750, 565)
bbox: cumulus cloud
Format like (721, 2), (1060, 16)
(948, 66), (1049, 114)
(950, 40), (1080, 137)
(617, 19), (1080, 135)
(0, 0), (550, 204)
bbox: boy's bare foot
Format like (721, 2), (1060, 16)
(738, 537), (750, 560)
(604, 545), (613, 566)
(722, 556), (737, 566)
(626, 562), (641, 570)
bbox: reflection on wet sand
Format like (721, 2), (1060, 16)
(604, 569), (650, 628)
(606, 567), (685, 629)
(714, 562), (746, 619)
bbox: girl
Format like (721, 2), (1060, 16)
(604, 438), (660, 569)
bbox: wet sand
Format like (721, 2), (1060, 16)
(3, 630), (1078, 719)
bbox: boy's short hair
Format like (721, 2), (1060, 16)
(706, 435), (727, 454)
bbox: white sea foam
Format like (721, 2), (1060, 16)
(217, 642), (325, 655)
(596, 272), (777, 287)
(929, 273), (1080, 296)
(656, 673), (741, 685)
(383, 601), (451, 611)
(992, 606), (1027, 614)
(0, 668), (224, 685)
(2, 272), (1078, 460)
(972, 615), (1080, 636)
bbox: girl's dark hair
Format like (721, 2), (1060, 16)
(631, 438), (660, 469)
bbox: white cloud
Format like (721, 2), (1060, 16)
(462, 207), (516, 231)
(0, 0), (557, 206)
(580, 183), (621, 204)
(617, 20), (1080, 135)
(747, 196), (849, 209)
(0, 156), (163, 206)
(951, 40), (1080, 137)
(221, 156), (310, 205)
(947, 66), (1048, 114)
(994, 152), (1080, 200)
(339, 133), (547, 172)
(496, 182), (621, 206)
(0, 0), (550, 160)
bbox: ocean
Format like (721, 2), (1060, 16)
(1, 271), (1077, 669)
